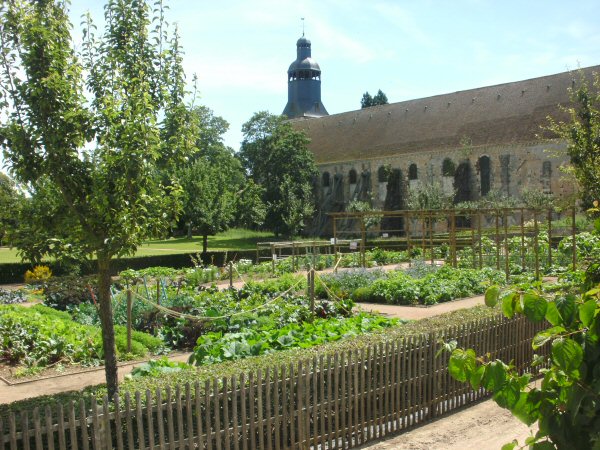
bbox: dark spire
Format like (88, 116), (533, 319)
(282, 34), (328, 119)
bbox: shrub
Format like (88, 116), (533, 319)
(43, 275), (99, 310)
(351, 286), (374, 303)
(24, 265), (52, 284)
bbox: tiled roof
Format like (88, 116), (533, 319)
(291, 66), (600, 164)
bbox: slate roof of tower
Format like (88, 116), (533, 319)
(291, 66), (600, 165)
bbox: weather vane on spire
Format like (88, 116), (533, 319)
(301, 17), (305, 36)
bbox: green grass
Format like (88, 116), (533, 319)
(0, 229), (278, 264)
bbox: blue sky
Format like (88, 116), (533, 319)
(68, 0), (600, 151)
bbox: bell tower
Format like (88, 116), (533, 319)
(282, 35), (328, 119)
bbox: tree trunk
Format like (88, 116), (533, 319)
(97, 256), (119, 399)
(187, 222), (192, 239)
(202, 234), (208, 254)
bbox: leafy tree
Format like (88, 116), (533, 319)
(179, 148), (242, 252)
(0, 173), (22, 246)
(178, 106), (265, 249)
(347, 199), (382, 230)
(240, 111), (317, 237)
(406, 181), (454, 210)
(0, 0), (193, 397)
(546, 71), (600, 210)
(361, 89), (389, 108)
(373, 89), (389, 106)
(361, 92), (374, 108)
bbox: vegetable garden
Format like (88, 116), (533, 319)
(0, 211), (598, 449)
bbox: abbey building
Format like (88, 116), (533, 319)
(282, 35), (599, 229)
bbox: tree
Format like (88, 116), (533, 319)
(361, 89), (389, 108)
(406, 181), (454, 211)
(361, 92), (374, 108)
(546, 70), (600, 210)
(240, 111), (318, 237)
(0, 0), (193, 397)
(0, 173), (22, 246)
(179, 148), (242, 251)
(373, 89), (389, 106)
(178, 106), (265, 249)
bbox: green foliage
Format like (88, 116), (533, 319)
(0, 304), (162, 369)
(0, 172), (22, 246)
(546, 70), (600, 210)
(178, 111), (252, 248)
(190, 313), (398, 365)
(129, 357), (193, 378)
(239, 111), (317, 237)
(449, 281), (600, 449)
(361, 89), (388, 108)
(0, 0), (197, 394)
(43, 275), (98, 311)
(343, 266), (505, 305)
(406, 181), (454, 211)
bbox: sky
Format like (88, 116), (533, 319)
(65, 0), (600, 152)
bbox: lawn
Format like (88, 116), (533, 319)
(0, 229), (278, 263)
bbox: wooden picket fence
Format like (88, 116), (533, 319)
(1, 314), (548, 449)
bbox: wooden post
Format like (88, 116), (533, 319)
(406, 211), (411, 255)
(127, 289), (132, 353)
(271, 243), (276, 274)
(429, 213), (434, 265)
(229, 261), (233, 288)
(572, 207), (577, 271)
(534, 211), (540, 279)
(520, 208), (526, 272)
(333, 216), (338, 270)
(156, 279), (161, 305)
(547, 209), (552, 268)
(450, 210), (457, 268)
(470, 211), (476, 268)
(360, 215), (366, 268)
(503, 210), (509, 282)
(478, 212), (483, 269)
(495, 213), (500, 270)
(309, 268), (315, 317)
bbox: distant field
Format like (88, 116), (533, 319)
(0, 229), (278, 264)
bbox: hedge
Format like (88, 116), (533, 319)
(0, 249), (268, 285)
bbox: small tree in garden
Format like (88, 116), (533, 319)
(0, 0), (194, 397)
(179, 148), (242, 251)
(240, 111), (317, 237)
(546, 70), (600, 211)
(0, 172), (22, 246)
(448, 253), (600, 449)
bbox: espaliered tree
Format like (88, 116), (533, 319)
(0, 0), (194, 397)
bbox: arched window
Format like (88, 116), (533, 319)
(542, 161), (552, 177)
(478, 155), (491, 196)
(408, 163), (418, 180)
(322, 172), (330, 187)
(348, 169), (357, 184)
(542, 161), (552, 194)
(442, 158), (456, 177)
(377, 166), (388, 182)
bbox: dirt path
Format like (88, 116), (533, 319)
(357, 398), (536, 450)
(0, 353), (191, 404)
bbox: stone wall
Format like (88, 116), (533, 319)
(315, 140), (572, 212)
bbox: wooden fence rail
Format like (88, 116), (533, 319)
(2, 314), (548, 449)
